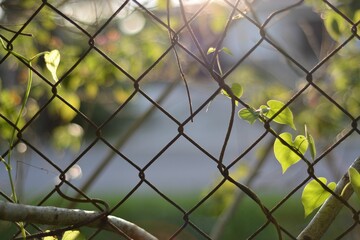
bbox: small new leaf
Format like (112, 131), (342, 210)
(207, 47), (216, 55)
(302, 177), (336, 217)
(207, 47), (233, 56)
(266, 100), (296, 130)
(305, 125), (316, 160)
(349, 167), (360, 201)
(238, 108), (259, 124)
(274, 132), (308, 173)
(44, 49), (60, 82)
(222, 47), (233, 56)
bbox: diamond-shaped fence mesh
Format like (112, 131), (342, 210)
(0, 0), (359, 239)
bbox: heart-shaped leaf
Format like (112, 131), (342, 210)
(302, 177), (336, 217)
(44, 49), (60, 82)
(266, 100), (296, 130)
(274, 132), (308, 173)
(349, 167), (360, 200)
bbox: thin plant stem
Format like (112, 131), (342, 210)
(0, 36), (49, 239)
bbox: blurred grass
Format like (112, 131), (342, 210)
(0, 191), (357, 239)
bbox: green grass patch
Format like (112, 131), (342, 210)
(0, 191), (356, 239)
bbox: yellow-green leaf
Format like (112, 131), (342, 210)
(238, 108), (259, 124)
(349, 167), (360, 200)
(222, 47), (233, 56)
(207, 47), (216, 55)
(302, 177), (336, 217)
(62, 230), (86, 240)
(274, 132), (308, 173)
(42, 230), (57, 240)
(207, 47), (233, 56)
(221, 83), (243, 106)
(266, 100), (296, 130)
(44, 49), (60, 82)
(43, 236), (57, 240)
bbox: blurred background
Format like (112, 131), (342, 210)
(0, 0), (359, 239)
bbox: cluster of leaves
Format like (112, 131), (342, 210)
(208, 0), (360, 220)
(300, 0), (360, 217)
(221, 81), (360, 218)
(222, 85), (308, 155)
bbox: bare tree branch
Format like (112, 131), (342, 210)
(297, 156), (360, 240)
(0, 200), (158, 240)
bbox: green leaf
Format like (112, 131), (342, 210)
(349, 167), (360, 200)
(207, 47), (233, 56)
(43, 236), (57, 240)
(230, 83), (243, 98)
(207, 47), (216, 55)
(274, 132), (308, 173)
(42, 230), (57, 240)
(44, 49), (60, 82)
(266, 100), (296, 130)
(302, 177), (336, 217)
(222, 47), (233, 56)
(221, 83), (243, 106)
(62, 230), (86, 240)
(238, 108), (259, 124)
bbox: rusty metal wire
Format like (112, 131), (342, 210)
(0, 0), (359, 239)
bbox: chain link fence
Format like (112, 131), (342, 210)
(0, 0), (359, 239)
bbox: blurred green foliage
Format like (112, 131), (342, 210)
(0, 0), (357, 198)
(302, 0), (360, 137)
(0, 1), (359, 238)
(0, 0), (180, 151)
